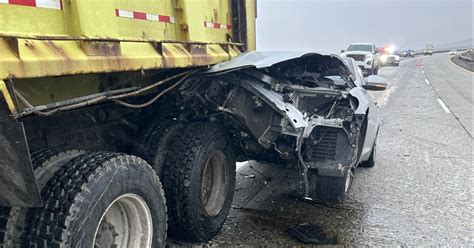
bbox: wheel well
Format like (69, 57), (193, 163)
(356, 111), (369, 161)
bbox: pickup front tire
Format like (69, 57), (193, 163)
(162, 122), (236, 242)
(360, 140), (376, 168)
(315, 169), (354, 203)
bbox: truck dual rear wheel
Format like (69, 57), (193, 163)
(139, 118), (183, 177)
(162, 122), (236, 242)
(0, 148), (85, 247)
(21, 152), (167, 248)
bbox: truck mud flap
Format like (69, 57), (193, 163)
(0, 100), (41, 207)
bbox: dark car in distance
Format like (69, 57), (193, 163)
(402, 49), (415, 57)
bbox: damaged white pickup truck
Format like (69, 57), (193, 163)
(143, 51), (388, 241)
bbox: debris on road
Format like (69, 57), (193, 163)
(287, 223), (337, 245)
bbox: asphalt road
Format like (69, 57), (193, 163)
(202, 53), (473, 246)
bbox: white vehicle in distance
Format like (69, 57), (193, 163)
(380, 45), (400, 66)
(450, 50), (458, 55)
(380, 54), (400, 66)
(341, 43), (380, 76)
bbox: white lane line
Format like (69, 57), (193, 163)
(422, 70), (425, 74)
(437, 98), (451, 113)
(424, 78), (430, 85)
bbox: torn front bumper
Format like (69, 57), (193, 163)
(0, 98), (41, 207)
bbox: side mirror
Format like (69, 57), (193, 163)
(363, 75), (387, 91)
(340, 50), (345, 53)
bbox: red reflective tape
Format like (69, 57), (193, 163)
(133, 11), (146, 20)
(9, 0), (36, 7)
(1, 0), (62, 9)
(204, 21), (232, 30)
(115, 8), (174, 23)
(158, 15), (170, 23)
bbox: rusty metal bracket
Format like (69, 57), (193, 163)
(0, 80), (17, 115)
(0, 99), (41, 207)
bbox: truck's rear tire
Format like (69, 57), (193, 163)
(162, 122), (236, 242)
(315, 169), (354, 204)
(138, 118), (183, 177)
(0, 148), (85, 247)
(21, 152), (167, 248)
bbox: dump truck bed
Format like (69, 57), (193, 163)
(0, 0), (256, 79)
(0, 0), (256, 208)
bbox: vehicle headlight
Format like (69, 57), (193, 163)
(366, 54), (373, 60)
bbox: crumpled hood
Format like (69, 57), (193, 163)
(208, 51), (345, 73)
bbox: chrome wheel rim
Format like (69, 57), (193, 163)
(94, 194), (153, 248)
(201, 150), (229, 217)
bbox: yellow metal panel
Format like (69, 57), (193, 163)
(0, 4), (66, 37)
(63, 0), (117, 38)
(0, 37), (241, 79)
(0, 80), (17, 114)
(178, 0), (232, 43)
(245, 0), (256, 51)
(0, 1), (254, 79)
(228, 44), (241, 58)
(64, 0), (177, 40)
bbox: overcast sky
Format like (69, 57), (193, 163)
(256, 0), (473, 53)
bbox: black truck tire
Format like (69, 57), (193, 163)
(162, 122), (236, 242)
(315, 169), (354, 204)
(0, 148), (85, 247)
(21, 152), (167, 248)
(360, 141), (376, 168)
(139, 118), (182, 177)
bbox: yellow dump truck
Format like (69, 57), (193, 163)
(0, 1), (255, 246)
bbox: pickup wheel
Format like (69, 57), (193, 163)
(162, 122), (236, 242)
(0, 148), (85, 247)
(21, 152), (167, 248)
(315, 169), (354, 204)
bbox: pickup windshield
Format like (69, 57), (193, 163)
(347, 44), (372, 52)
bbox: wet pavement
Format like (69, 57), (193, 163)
(199, 53), (473, 246)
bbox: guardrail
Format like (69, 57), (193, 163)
(459, 50), (473, 62)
